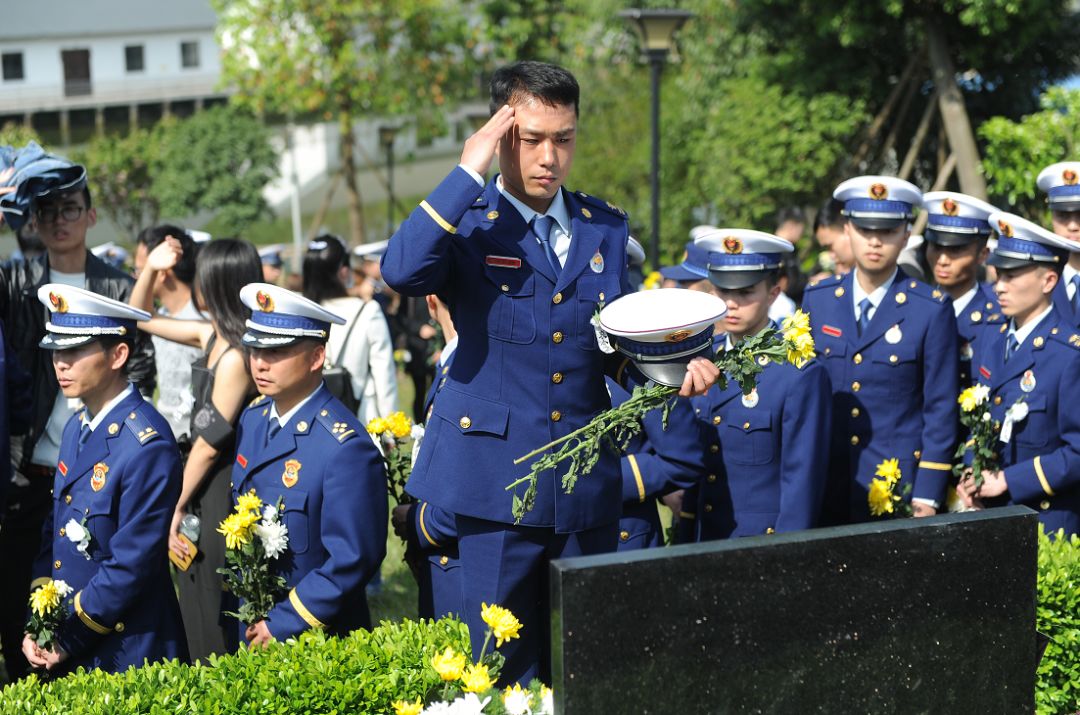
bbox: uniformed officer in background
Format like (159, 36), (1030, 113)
(23, 285), (186, 674)
(232, 283), (387, 646)
(683, 230), (831, 540)
(958, 212), (1080, 536)
(1037, 162), (1080, 327)
(802, 176), (959, 524)
(920, 191), (1001, 387)
(381, 61), (718, 684)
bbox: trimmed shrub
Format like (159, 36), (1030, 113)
(1037, 528), (1080, 715)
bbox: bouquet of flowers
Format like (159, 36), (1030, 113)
(507, 310), (817, 522)
(25, 578), (73, 651)
(952, 385), (999, 489)
(217, 491), (289, 625)
(368, 411), (424, 505)
(868, 458), (913, 518)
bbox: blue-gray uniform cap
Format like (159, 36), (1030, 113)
(834, 175), (922, 230)
(695, 228), (794, 290)
(239, 283), (345, 348)
(598, 288), (725, 387)
(626, 236), (646, 270)
(660, 240), (710, 282)
(987, 211), (1076, 271)
(258, 245), (285, 268)
(921, 191), (999, 247)
(1037, 162), (1080, 213)
(36, 284), (151, 350)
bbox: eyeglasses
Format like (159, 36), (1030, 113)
(35, 205), (86, 223)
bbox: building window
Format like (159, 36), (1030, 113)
(125, 45), (144, 72)
(180, 41), (200, 69)
(2, 52), (24, 81)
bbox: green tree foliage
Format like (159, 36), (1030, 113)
(1036, 527), (1080, 715)
(980, 88), (1080, 222)
(0, 122), (42, 148)
(213, 0), (480, 244)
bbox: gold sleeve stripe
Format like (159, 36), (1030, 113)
(918, 461), (952, 471)
(419, 201), (457, 234)
(74, 591), (112, 635)
(30, 577), (51, 591)
(1035, 456), (1055, 497)
(418, 502), (440, 548)
(627, 454), (646, 503)
(679, 511), (695, 519)
(289, 588), (326, 630)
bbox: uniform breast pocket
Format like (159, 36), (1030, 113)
(482, 265), (536, 344)
(724, 410), (775, 466)
(817, 337), (847, 362)
(85, 496), (118, 560)
(575, 273), (623, 350)
(871, 345), (919, 390)
(275, 490), (310, 554)
(1015, 394), (1049, 449)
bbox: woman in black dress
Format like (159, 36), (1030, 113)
(130, 238), (260, 660)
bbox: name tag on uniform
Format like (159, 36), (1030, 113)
(485, 255), (522, 269)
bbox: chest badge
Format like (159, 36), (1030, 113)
(91, 462), (109, 492)
(282, 459), (302, 488)
(590, 251), (605, 273)
(741, 389), (760, 408)
(960, 341), (973, 361)
(885, 324), (903, 344)
(1020, 370), (1037, 393)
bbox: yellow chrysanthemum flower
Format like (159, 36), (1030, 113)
(481, 602), (523, 648)
(782, 310), (816, 368)
(430, 646), (466, 682)
(387, 411), (413, 439)
(29, 580), (64, 617)
(643, 270), (662, 290)
(217, 511), (256, 550)
(461, 662), (495, 693)
(366, 417), (389, 436)
(957, 384), (990, 413)
(392, 698), (424, 715)
(868, 477), (896, 517)
(236, 490), (263, 515)
(874, 458), (902, 486)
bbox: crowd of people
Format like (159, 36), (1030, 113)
(0, 59), (1077, 690)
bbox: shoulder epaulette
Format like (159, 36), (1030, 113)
(124, 408), (162, 445)
(573, 190), (627, 219)
(804, 274), (843, 292)
(247, 395), (268, 410)
(1049, 327), (1080, 351)
(899, 278), (947, 304)
(315, 405), (359, 443)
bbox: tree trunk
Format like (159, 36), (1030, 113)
(306, 170), (341, 242)
(339, 113), (366, 246)
(926, 22), (987, 199)
(850, 53), (920, 170)
(898, 91), (938, 181)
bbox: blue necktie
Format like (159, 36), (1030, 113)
(77, 423), (92, 455)
(1071, 275), (1080, 314)
(1004, 334), (1020, 363)
(265, 417), (281, 446)
(533, 215), (561, 277)
(856, 298), (872, 336)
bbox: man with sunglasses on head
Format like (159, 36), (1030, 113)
(0, 163), (155, 681)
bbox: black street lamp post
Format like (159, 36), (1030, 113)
(619, 8), (693, 271)
(378, 125), (399, 237)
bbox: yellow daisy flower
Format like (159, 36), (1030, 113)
(30, 580), (64, 617)
(387, 411), (413, 439)
(217, 511), (256, 550)
(236, 490), (263, 515)
(868, 477), (896, 517)
(366, 417), (389, 436)
(461, 662), (495, 693)
(643, 270), (662, 290)
(392, 698), (423, 715)
(781, 310), (815, 368)
(481, 602), (523, 648)
(957, 384), (990, 413)
(430, 646), (466, 682)
(874, 458), (902, 486)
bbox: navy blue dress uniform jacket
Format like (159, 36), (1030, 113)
(1051, 278), (1080, 329)
(801, 271), (959, 521)
(685, 335), (832, 540)
(231, 384), (387, 639)
(607, 375), (703, 551)
(32, 388), (187, 673)
(381, 168), (630, 532)
(956, 284), (1001, 388)
(971, 308), (1080, 535)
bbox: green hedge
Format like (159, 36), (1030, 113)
(2, 528), (1077, 713)
(0, 618), (470, 714)
(1037, 528), (1080, 715)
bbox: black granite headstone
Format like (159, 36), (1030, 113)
(550, 506), (1038, 714)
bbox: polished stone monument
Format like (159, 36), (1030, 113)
(550, 506), (1038, 714)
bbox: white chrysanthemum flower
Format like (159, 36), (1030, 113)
(540, 687), (553, 715)
(53, 580), (74, 598)
(411, 424), (426, 441)
(64, 518), (87, 543)
(421, 702), (454, 715)
(255, 520), (289, 559)
(503, 685), (532, 715)
(445, 694), (491, 715)
(262, 504), (278, 522)
(982, 412), (992, 422)
(972, 384), (990, 405)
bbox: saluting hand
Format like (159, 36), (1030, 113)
(678, 357), (721, 398)
(459, 105), (516, 177)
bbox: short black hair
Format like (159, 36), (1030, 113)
(136, 224), (199, 286)
(97, 335), (135, 374)
(489, 61), (580, 117)
(813, 198), (847, 232)
(775, 207), (806, 227)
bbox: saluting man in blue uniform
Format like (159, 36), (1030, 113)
(958, 213), (1080, 536)
(921, 191), (1001, 387)
(682, 230), (832, 540)
(802, 176), (959, 524)
(23, 284), (187, 674)
(232, 283), (387, 646)
(1037, 162), (1080, 327)
(381, 61), (718, 684)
